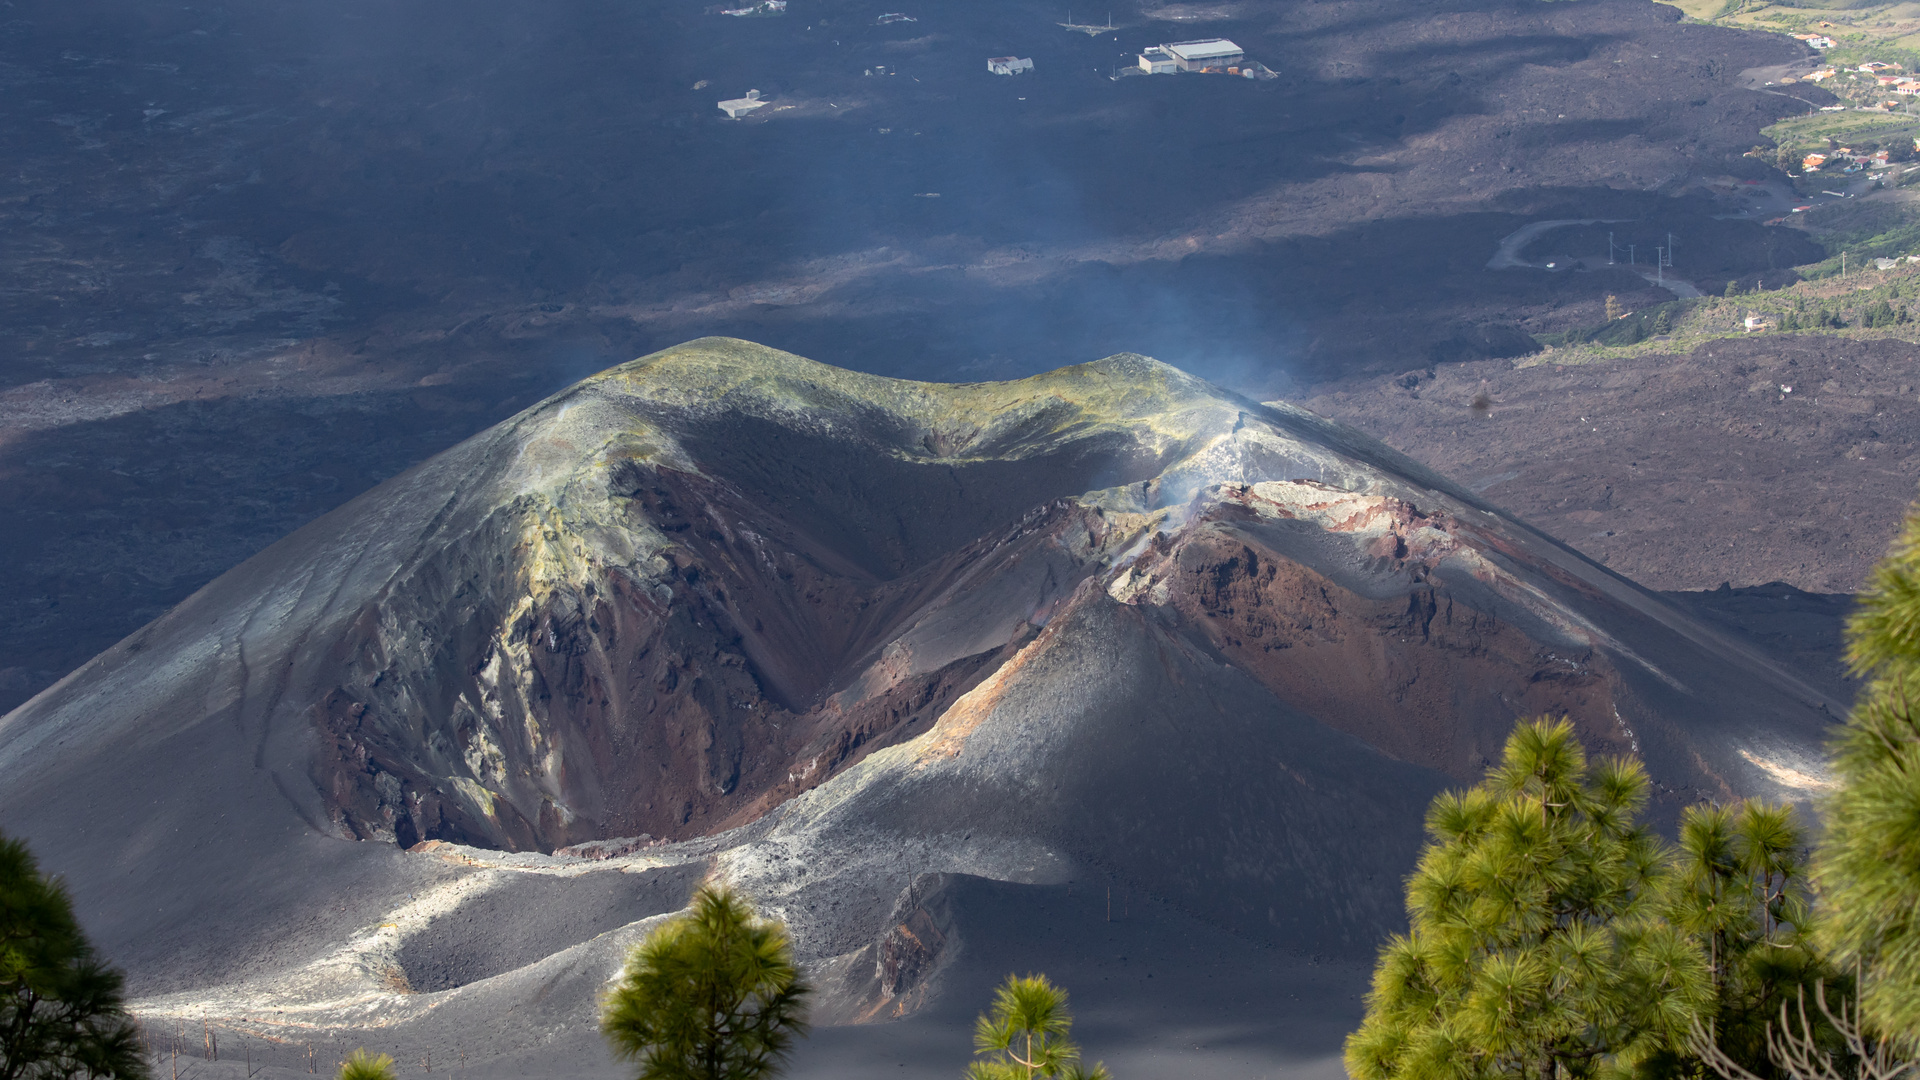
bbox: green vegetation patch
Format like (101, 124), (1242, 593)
(1762, 111), (1920, 155)
(1796, 197), (1920, 269)
(1346, 719), (1826, 1080)
(1536, 301), (1688, 348)
(1527, 261), (1920, 364)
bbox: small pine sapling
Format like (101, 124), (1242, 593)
(967, 975), (1109, 1080)
(337, 1050), (396, 1080)
(1668, 801), (1827, 1077)
(601, 885), (809, 1080)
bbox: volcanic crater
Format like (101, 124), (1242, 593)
(288, 339), (1826, 859)
(0, 338), (1850, 1077)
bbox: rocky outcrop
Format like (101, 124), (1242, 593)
(306, 475), (1128, 851)
(1114, 483), (1630, 780)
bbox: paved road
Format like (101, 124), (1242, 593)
(1638, 269), (1703, 297)
(1489, 218), (1710, 297)
(1486, 218), (1632, 269)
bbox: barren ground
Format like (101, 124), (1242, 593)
(1304, 335), (1920, 592)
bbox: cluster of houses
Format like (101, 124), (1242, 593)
(1801, 140), (1917, 173)
(1792, 32), (1837, 49)
(1860, 60), (1920, 93)
(1793, 61), (1920, 93)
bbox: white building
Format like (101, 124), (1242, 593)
(1137, 46), (1178, 74)
(718, 89), (767, 119)
(988, 56), (1033, 75)
(1164, 38), (1243, 71)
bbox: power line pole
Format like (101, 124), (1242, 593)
(1656, 247), (1664, 284)
(1608, 231), (1616, 264)
(1629, 243), (1636, 266)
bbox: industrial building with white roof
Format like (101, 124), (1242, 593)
(1137, 38), (1245, 74)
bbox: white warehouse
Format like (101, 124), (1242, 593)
(988, 56), (1033, 75)
(1138, 38), (1243, 73)
(1137, 46), (1177, 74)
(717, 89), (767, 119)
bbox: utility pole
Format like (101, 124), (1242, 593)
(1843, 251), (1848, 276)
(1608, 231), (1616, 264)
(1656, 247), (1664, 284)
(1666, 232), (1675, 267)
(1629, 243), (1636, 266)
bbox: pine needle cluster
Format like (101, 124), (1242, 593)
(600, 885), (810, 1080)
(1346, 719), (1713, 1080)
(0, 832), (147, 1080)
(966, 975), (1109, 1080)
(1664, 801), (1825, 1078)
(1816, 508), (1920, 1046)
(336, 1049), (396, 1080)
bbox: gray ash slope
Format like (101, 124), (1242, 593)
(0, 339), (1841, 1077)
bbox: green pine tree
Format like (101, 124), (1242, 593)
(1815, 507), (1920, 1044)
(600, 885), (810, 1080)
(1653, 308), (1673, 335)
(0, 832), (148, 1080)
(1663, 801), (1826, 1077)
(338, 1050), (396, 1080)
(967, 975), (1109, 1080)
(1345, 719), (1710, 1080)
